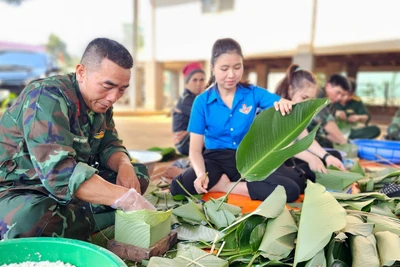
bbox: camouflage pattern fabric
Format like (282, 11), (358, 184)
(386, 110), (400, 141)
(0, 73), (149, 240)
(307, 91), (336, 148)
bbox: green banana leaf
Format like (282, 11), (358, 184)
(147, 257), (186, 267)
(219, 186), (287, 252)
(341, 199), (375, 211)
(172, 200), (205, 223)
(375, 231), (400, 266)
(348, 160), (365, 176)
(237, 98), (328, 181)
(175, 223), (222, 242)
(204, 199), (239, 229)
(259, 207), (298, 261)
(342, 215), (373, 237)
(237, 215), (266, 251)
(349, 234), (380, 267)
(304, 249), (326, 267)
(334, 142), (359, 158)
(174, 244), (229, 267)
(222, 186), (287, 234)
(315, 169), (364, 191)
(331, 192), (391, 201)
(366, 213), (400, 235)
(114, 209), (172, 248)
(326, 232), (352, 267)
(294, 181), (347, 266)
(370, 201), (398, 218)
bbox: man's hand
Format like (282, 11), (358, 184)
(335, 110), (347, 121)
(347, 114), (359, 123)
(112, 188), (156, 211)
(193, 172), (209, 194)
(116, 163), (141, 194)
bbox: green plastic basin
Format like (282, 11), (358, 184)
(0, 237), (127, 266)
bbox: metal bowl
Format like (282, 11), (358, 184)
(128, 150), (162, 175)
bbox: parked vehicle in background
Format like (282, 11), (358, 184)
(0, 50), (60, 93)
(0, 49), (60, 108)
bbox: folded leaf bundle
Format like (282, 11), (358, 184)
(115, 209), (172, 248)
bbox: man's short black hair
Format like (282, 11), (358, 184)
(347, 77), (357, 94)
(328, 74), (351, 92)
(81, 38), (133, 71)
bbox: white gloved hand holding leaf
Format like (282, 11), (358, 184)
(112, 188), (156, 212)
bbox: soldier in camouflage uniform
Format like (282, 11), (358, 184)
(386, 109), (400, 140)
(0, 38), (152, 240)
(334, 78), (381, 139)
(307, 74), (352, 148)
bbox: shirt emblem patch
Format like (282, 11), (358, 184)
(73, 136), (88, 143)
(239, 104), (252, 115)
(94, 131), (105, 139)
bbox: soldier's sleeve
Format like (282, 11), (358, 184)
(97, 109), (130, 168)
(23, 86), (97, 203)
(312, 106), (335, 127)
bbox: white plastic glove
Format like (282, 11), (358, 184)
(111, 188), (156, 212)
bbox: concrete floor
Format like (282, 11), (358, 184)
(114, 115), (173, 150)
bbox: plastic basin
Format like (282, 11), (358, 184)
(352, 139), (400, 164)
(128, 150), (162, 175)
(0, 237), (127, 266)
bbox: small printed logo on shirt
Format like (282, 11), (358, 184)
(94, 131), (105, 139)
(239, 104), (252, 114)
(73, 136), (88, 143)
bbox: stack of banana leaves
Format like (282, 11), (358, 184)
(138, 99), (400, 267)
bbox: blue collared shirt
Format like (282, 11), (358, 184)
(188, 84), (280, 150)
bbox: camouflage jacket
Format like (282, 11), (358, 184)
(307, 90), (335, 137)
(0, 73), (129, 203)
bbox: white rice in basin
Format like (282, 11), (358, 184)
(0, 261), (76, 267)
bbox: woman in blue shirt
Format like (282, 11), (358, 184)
(170, 38), (306, 202)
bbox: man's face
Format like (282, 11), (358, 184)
(76, 58), (131, 113)
(325, 83), (346, 103)
(340, 92), (353, 105)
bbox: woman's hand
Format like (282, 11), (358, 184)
(193, 173), (209, 194)
(308, 156), (328, 174)
(325, 155), (346, 171)
(274, 98), (293, 116)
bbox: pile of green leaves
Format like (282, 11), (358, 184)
(142, 99), (400, 266)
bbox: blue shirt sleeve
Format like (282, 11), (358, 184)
(253, 85), (281, 110)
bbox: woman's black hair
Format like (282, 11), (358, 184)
(275, 64), (317, 100)
(205, 38), (250, 88)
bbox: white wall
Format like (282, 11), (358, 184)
(138, 0), (400, 61)
(314, 0), (400, 47)
(140, 0), (314, 61)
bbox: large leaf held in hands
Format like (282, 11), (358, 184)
(237, 98), (329, 181)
